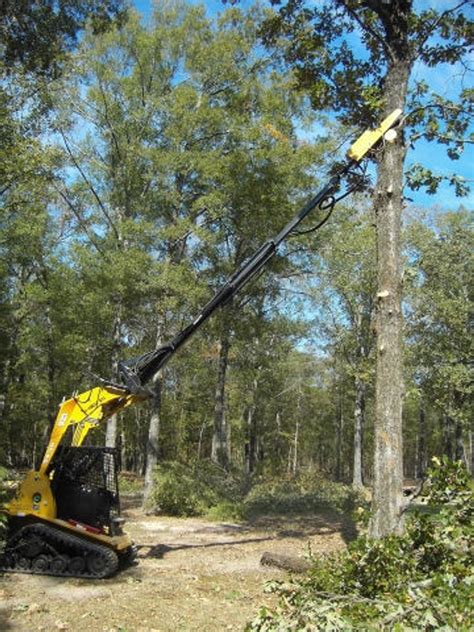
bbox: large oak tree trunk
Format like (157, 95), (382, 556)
(369, 57), (411, 538)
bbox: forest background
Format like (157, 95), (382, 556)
(0, 0), (472, 513)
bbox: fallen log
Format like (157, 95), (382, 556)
(260, 551), (312, 573)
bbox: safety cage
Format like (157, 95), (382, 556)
(49, 446), (121, 533)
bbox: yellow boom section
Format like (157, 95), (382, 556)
(39, 385), (145, 475)
(347, 108), (403, 162)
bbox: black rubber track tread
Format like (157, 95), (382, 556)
(1, 523), (120, 579)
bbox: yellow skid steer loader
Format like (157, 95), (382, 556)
(1, 109), (402, 578)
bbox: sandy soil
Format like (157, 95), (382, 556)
(0, 499), (352, 631)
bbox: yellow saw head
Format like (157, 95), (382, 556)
(347, 109), (403, 163)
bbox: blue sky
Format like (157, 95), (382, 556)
(131, 0), (473, 210)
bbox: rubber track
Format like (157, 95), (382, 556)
(1, 523), (119, 579)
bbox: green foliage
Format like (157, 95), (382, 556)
(0, 466), (13, 542)
(405, 209), (473, 437)
(0, 1), (472, 529)
(0, 0), (126, 77)
(118, 473), (143, 496)
(259, 1), (473, 197)
(248, 458), (474, 630)
(0, 466), (9, 481)
(150, 464), (359, 522)
(205, 501), (245, 523)
(243, 471), (359, 517)
(150, 460), (245, 517)
(151, 461), (214, 516)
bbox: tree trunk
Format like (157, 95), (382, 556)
(245, 377), (259, 475)
(455, 421), (464, 463)
(143, 373), (161, 506)
(0, 356), (13, 466)
(197, 421), (206, 460)
(416, 395), (427, 479)
(352, 376), (365, 488)
(292, 406), (300, 476)
(442, 414), (453, 459)
(469, 430), (474, 477)
(211, 331), (231, 469)
(336, 377), (344, 481)
(369, 57), (411, 538)
(105, 304), (122, 448)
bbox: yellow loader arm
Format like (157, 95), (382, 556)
(39, 385), (146, 475)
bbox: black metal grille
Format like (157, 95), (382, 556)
(50, 447), (121, 530)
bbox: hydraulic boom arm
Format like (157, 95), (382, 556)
(118, 108), (402, 393)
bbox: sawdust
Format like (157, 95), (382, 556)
(0, 501), (351, 631)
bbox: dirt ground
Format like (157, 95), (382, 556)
(0, 499), (352, 631)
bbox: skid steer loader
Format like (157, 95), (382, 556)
(1, 109), (402, 578)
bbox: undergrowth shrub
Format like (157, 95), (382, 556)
(247, 457), (474, 631)
(151, 460), (244, 517)
(150, 462), (358, 521)
(243, 471), (360, 517)
(118, 472), (144, 495)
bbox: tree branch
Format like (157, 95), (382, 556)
(52, 183), (108, 260)
(59, 129), (121, 241)
(415, 1), (471, 59)
(337, 0), (396, 64)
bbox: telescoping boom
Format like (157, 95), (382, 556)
(118, 108), (402, 392)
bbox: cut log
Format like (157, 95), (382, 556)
(260, 551), (312, 573)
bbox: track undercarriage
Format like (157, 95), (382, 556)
(1, 521), (129, 578)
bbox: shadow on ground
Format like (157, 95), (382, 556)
(140, 536), (273, 559)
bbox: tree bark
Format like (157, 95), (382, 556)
(455, 420), (464, 463)
(245, 377), (259, 475)
(292, 417), (300, 477)
(469, 430), (474, 477)
(292, 393), (301, 477)
(336, 377), (345, 482)
(442, 414), (453, 459)
(369, 56), (411, 538)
